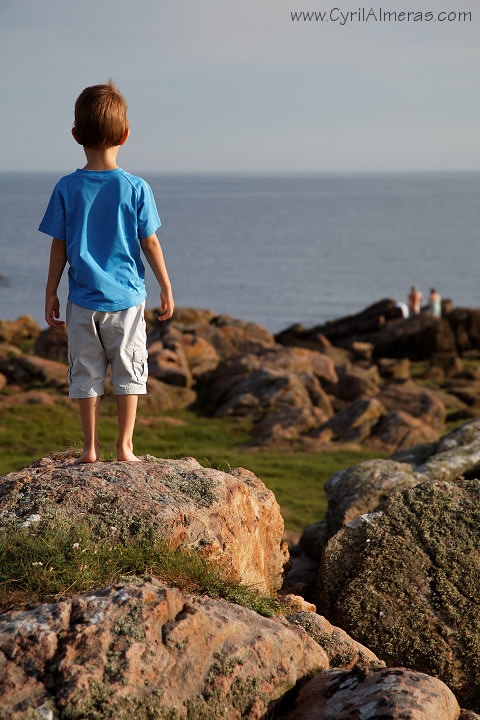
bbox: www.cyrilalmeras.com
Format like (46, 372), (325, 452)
(290, 8), (472, 24)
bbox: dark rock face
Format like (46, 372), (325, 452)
(316, 478), (480, 710)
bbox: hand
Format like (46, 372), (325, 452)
(159, 287), (174, 321)
(45, 294), (65, 328)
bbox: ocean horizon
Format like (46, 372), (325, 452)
(1, 170), (479, 334)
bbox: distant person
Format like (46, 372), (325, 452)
(408, 285), (423, 316)
(39, 81), (174, 464)
(428, 288), (442, 317)
(394, 301), (409, 319)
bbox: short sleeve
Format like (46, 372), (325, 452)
(38, 183), (66, 240)
(137, 181), (161, 239)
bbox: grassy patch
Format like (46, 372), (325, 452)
(0, 402), (382, 532)
(0, 515), (283, 616)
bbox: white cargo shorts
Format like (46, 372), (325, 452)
(66, 301), (148, 398)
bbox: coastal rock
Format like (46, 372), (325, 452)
(181, 334), (220, 377)
(252, 406), (329, 447)
(316, 478), (480, 709)
(0, 315), (41, 346)
(0, 581), (328, 719)
(209, 348), (334, 423)
(274, 667), (460, 720)
(377, 383), (446, 427)
(0, 452), (288, 594)
(148, 307), (276, 360)
(324, 458), (428, 535)
(147, 340), (193, 387)
(34, 325), (68, 363)
(288, 612), (384, 671)
(0, 355), (68, 393)
(311, 397), (386, 445)
(376, 357), (411, 381)
(140, 377), (196, 412)
(331, 365), (381, 402)
(368, 410), (440, 452)
(369, 313), (457, 360)
(277, 299), (398, 349)
(417, 419), (480, 482)
(448, 307), (480, 354)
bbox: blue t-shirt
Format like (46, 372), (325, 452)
(38, 168), (161, 311)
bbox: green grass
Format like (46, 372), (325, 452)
(0, 400), (381, 532)
(0, 515), (283, 616)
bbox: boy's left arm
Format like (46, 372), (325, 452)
(45, 237), (67, 327)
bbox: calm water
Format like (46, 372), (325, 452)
(1, 171), (479, 333)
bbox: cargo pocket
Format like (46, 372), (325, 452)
(132, 348), (148, 383)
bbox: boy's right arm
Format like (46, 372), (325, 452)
(140, 233), (174, 321)
(45, 238), (67, 327)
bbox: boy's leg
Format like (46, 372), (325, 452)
(75, 396), (101, 464)
(116, 394), (141, 461)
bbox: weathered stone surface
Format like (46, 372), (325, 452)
(324, 458), (428, 535)
(288, 612), (384, 671)
(0, 581), (329, 719)
(139, 377), (196, 412)
(349, 341), (373, 363)
(316, 478), (480, 709)
(311, 397), (386, 445)
(34, 325), (68, 363)
(368, 410), (440, 453)
(209, 347), (334, 423)
(332, 365), (381, 402)
(376, 357), (411, 381)
(181, 334), (220, 377)
(378, 383), (446, 427)
(147, 340), (193, 387)
(275, 667), (460, 720)
(0, 452), (288, 594)
(0, 315), (41, 346)
(370, 313), (457, 360)
(417, 419), (480, 482)
(253, 406), (329, 447)
(0, 355), (69, 393)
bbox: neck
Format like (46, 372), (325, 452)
(82, 145), (121, 171)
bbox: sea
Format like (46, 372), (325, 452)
(0, 171), (479, 334)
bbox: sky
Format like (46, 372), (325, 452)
(1, 0), (478, 173)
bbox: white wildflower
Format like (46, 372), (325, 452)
(32, 561), (43, 566)
(73, 542), (80, 549)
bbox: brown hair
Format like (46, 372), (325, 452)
(73, 80), (129, 149)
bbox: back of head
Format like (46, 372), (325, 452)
(74, 80), (129, 149)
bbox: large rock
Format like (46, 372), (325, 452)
(34, 325), (68, 363)
(274, 667), (460, 720)
(0, 315), (41, 346)
(0, 452), (288, 594)
(369, 313), (457, 360)
(378, 383), (446, 427)
(147, 307), (276, 361)
(0, 355), (69, 393)
(276, 299), (399, 349)
(0, 581), (328, 719)
(316, 478), (480, 709)
(368, 410), (440, 452)
(288, 612), (384, 671)
(324, 458), (428, 535)
(311, 397), (386, 445)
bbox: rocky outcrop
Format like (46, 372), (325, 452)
(0, 315), (40, 345)
(274, 667), (461, 720)
(0, 452), (288, 594)
(316, 477), (480, 709)
(324, 458), (428, 536)
(318, 420), (480, 536)
(0, 580), (328, 719)
(288, 612), (384, 671)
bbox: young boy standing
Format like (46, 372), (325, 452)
(39, 81), (174, 464)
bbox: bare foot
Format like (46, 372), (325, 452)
(117, 449), (142, 462)
(74, 450), (99, 465)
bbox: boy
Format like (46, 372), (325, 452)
(39, 81), (174, 464)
